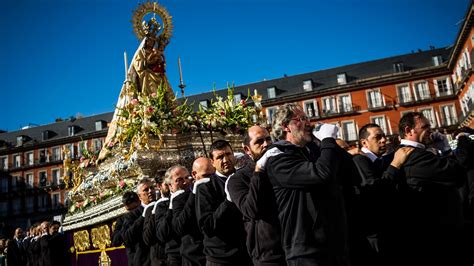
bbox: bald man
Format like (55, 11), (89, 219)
(170, 158), (214, 266)
(225, 125), (286, 265)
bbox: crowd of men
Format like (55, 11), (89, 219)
(2, 104), (473, 266)
(0, 221), (69, 266)
(111, 104), (474, 266)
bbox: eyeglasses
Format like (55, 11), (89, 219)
(290, 116), (310, 123)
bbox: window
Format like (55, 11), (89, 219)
(39, 171), (47, 187)
(393, 62), (404, 73)
(52, 147), (61, 161)
(397, 84), (412, 103)
(16, 136), (25, 146)
(419, 108), (437, 128)
(26, 197), (34, 212)
(52, 193), (60, 208)
(267, 87), (276, 99)
(435, 77), (451, 96)
(414, 81), (430, 100)
(199, 100), (209, 109)
(367, 89), (383, 108)
(11, 176), (17, 191)
(1, 178), (8, 192)
(95, 120), (107, 131)
(26, 173), (34, 188)
(341, 121), (357, 141)
(432, 55), (443, 66)
(337, 73), (347, 85)
(303, 80), (313, 91)
(322, 96), (337, 114)
(39, 149), (48, 163)
(64, 144), (76, 159)
(338, 94), (352, 112)
(266, 107), (277, 124)
(13, 154), (21, 168)
(93, 139), (103, 152)
(0, 156), (7, 170)
(26, 152), (34, 166)
(440, 105), (457, 126)
(304, 101), (317, 118)
(371, 116), (388, 134)
(233, 93), (242, 104)
(52, 169), (61, 185)
(68, 126), (76, 136)
(41, 130), (50, 141)
(12, 199), (21, 215)
(461, 84), (474, 115)
(38, 194), (48, 210)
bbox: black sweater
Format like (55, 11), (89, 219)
(172, 191), (205, 266)
(227, 161), (286, 265)
(195, 174), (252, 265)
(265, 139), (350, 264)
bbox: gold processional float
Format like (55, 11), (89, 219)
(61, 1), (264, 265)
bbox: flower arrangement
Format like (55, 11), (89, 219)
(114, 82), (195, 150)
(197, 86), (258, 135)
(68, 178), (135, 213)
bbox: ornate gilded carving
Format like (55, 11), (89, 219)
(91, 225), (111, 250)
(73, 230), (90, 252)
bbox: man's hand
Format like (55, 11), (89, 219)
(313, 123), (338, 141)
(390, 147), (414, 169)
(142, 201), (156, 217)
(256, 147), (283, 172)
(192, 178), (210, 194)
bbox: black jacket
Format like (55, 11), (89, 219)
(6, 238), (26, 266)
(156, 196), (182, 265)
(49, 233), (69, 266)
(392, 144), (466, 265)
(264, 139), (350, 265)
(38, 235), (51, 266)
(143, 198), (168, 266)
(227, 161), (286, 265)
(123, 205), (151, 266)
(195, 174), (251, 265)
(172, 190), (205, 266)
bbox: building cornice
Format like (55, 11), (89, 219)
(448, 3), (474, 69)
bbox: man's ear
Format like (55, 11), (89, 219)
(282, 122), (291, 133)
(360, 139), (367, 148)
(404, 126), (412, 136)
(243, 145), (251, 156)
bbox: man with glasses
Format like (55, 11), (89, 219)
(123, 178), (157, 266)
(156, 165), (191, 266)
(195, 140), (251, 265)
(257, 103), (349, 265)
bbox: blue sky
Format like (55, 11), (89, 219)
(0, 0), (469, 131)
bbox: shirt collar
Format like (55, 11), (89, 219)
(215, 171), (229, 179)
(361, 147), (379, 162)
(400, 139), (425, 149)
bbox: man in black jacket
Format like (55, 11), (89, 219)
(112, 191), (140, 265)
(6, 227), (26, 266)
(259, 103), (349, 266)
(143, 179), (170, 266)
(171, 157), (212, 266)
(351, 124), (413, 265)
(156, 165), (192, 266)
(225, 125), (285, 266)
(394, 112), (466, 266)
(195, 140), (251, 266)
(123, 178), (157, 266)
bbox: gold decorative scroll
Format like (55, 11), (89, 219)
(91, 225), (111, 250)
(73, 230), (91, 252)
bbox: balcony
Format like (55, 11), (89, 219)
(320, 105), (360, 118)
(459, 100), (474, 127)
(368, 100), (394, 111)
(398, 91), (457, 107)
(454, 65), (473, 92)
